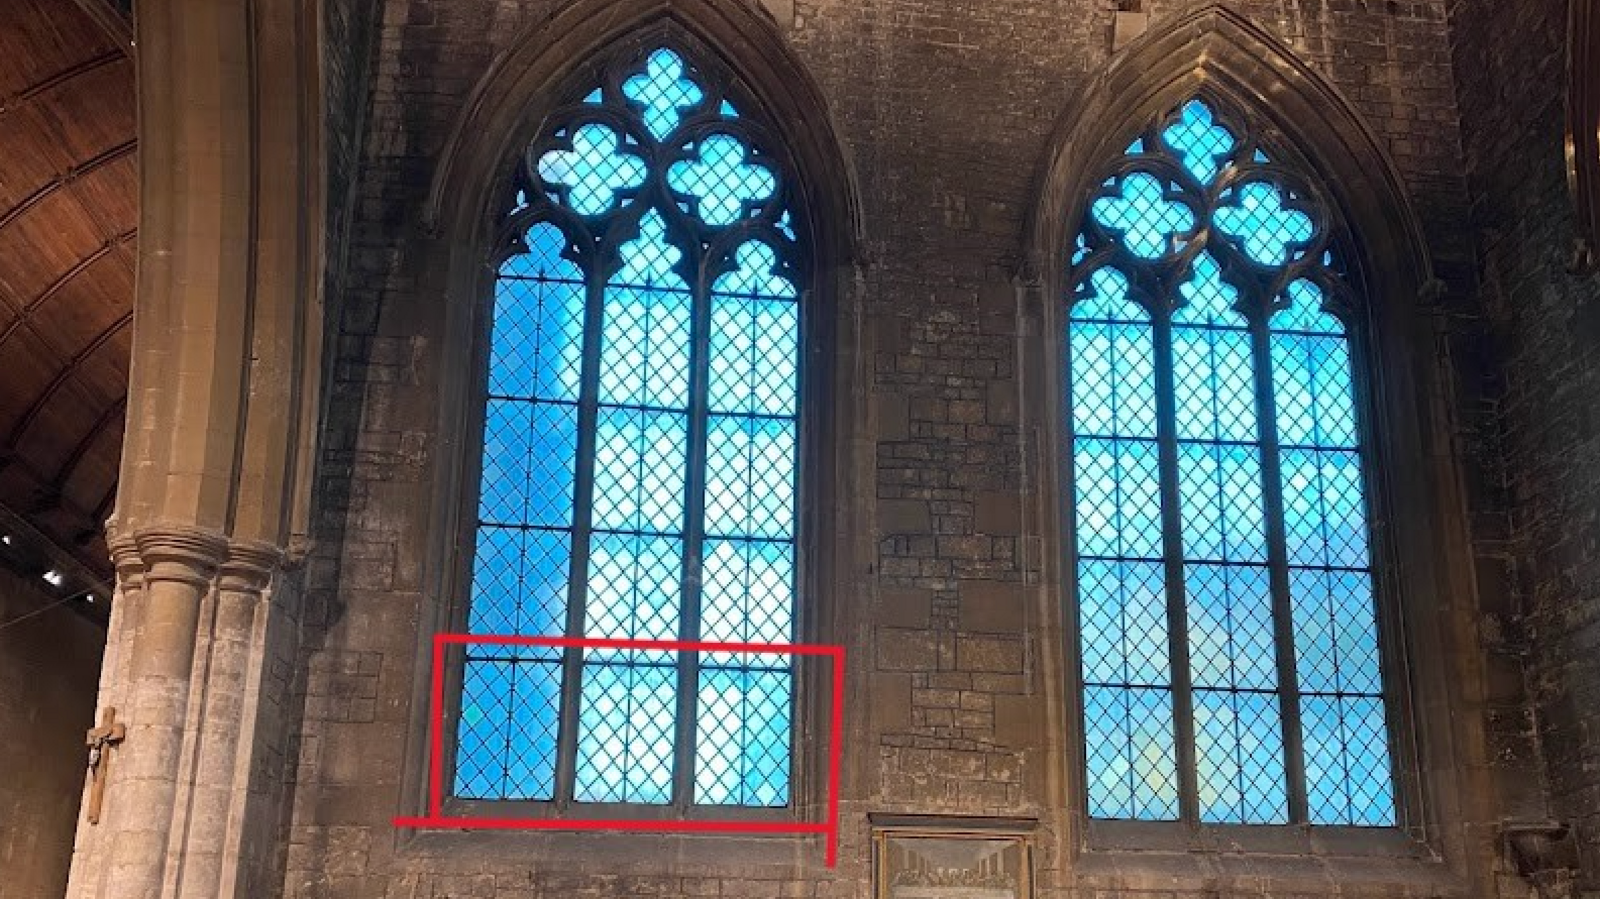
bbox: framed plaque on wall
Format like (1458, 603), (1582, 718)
(870, 816), (1035, 899)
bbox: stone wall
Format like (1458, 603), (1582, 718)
(289, 1), (1526, 896)
(0, 569), (104, 899)
(1450, 0), (1600, 887)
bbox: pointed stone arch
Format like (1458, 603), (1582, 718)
(425, 0), (861, 270)
(1027, 2), (1433, 305)
(1022, 5), (1492, 888)
(396, 0), (869, 842)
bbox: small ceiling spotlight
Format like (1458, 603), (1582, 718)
(1, 534), (12, 546)
(42, 569), (64, 588)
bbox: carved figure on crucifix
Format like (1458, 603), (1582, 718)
(84, 707), (125, 826)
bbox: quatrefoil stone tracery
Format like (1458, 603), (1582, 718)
(537, 124), (648, 216)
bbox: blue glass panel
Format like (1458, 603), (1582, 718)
(709, 297), (798, 416)
(623, 48), (705, 142)
(669, 134), (777, 226)
(1302, 695), (1395, 826)
(1271, 280), (1345, 336)
(1272, 334), (1357, 450)
(1290, 568), (1381, 695)
(1172, 253), (1245, 327)
(1172, 255), (1255, 444)
(696, 666), (792, 806)
(1070, 267), (1147, 323)
(469, 527), (571, 658)
(478, 399), (531, 526)
(455, 660), (563, 799)
(537, 123), (648, 216)
(1177, 443), (1266, 563)
(1171, 324), (1256, 443)
(1078, 558), (1169, 686)
(709, 243), (798, 417)
(1091, 172), (1196, 259)
(592, 408), (687, 534)
(1161, 99), (1236, 186)
(1069, 271), (1157, 441)
(1185, 564), (1275, 691)
(704, 416), (796, 540)
(1279, 449), (1369, 569)
(575, 662), (678, 803)
(583, 532), (683, 665)
(702, 539), (794, 646)
(1194, 690), (1287, 823)
(493, 222), (585, 401)
(1083, 686), (1180, 820)
(1074, 438), (1163, 561)
(600, 214), (692, 409)
(1213, 181), (1315, 267)
(477, 401), (578, 529)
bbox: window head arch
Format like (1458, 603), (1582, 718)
(455, 38), (805, 811)
(1066, 96), (1395, 828)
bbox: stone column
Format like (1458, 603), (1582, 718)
(67, 531), (144, 898)
(95, 527), (227, 899)
(168, 540), (284, 899)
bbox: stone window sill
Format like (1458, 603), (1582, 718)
(1074, 821), (1461, 897)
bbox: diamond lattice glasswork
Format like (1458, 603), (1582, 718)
(1069, 97), (1394, 827)
(458, 42), (800, 809)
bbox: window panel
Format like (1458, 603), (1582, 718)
(1177, 443), (1267, 563)
(458, 43), (800, 809)
(704, 417), (796, 540)
(575, 662), (678, 804)
(695, 667), (792, 806)
(455, 660), (564, 800)
(1083, 685), (1180, 820)
(492, 224), (585, 401)
(1194, 690), (1287, 823)
(592, 408), (688, 534)
(1067, 97), (1396, 828)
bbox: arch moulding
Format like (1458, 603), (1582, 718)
(1018, 5), (1496, 896)
(424, 0), (862, 270)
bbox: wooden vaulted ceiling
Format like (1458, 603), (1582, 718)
(0, 0), (134, 579)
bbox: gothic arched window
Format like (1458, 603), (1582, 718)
(1066, 98), (1396, 827)
(455, 42), (803, 809)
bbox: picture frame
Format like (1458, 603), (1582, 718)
(871, 816), (1035, 899)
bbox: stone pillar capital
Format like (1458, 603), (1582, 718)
(133, 525), (230, 589)
(219, 539), (286, 592)
(107, 530), (144, 590)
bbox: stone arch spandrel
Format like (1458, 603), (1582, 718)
(424, 0), (863, 271)
(389, 3), (873, 866)
(1028, 3), (1433, 303)
(1021, 5), (1496, 894)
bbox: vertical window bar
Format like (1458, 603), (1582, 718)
(552, 260), (611, 807)
(1251, 311), (1310, 824)
(1152, 308), (1201, 824)
(672, 257), (716, 808)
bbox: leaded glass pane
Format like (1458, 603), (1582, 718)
(575, 662), (678, 803)
(1091, 172), (1196, 259)
(1083, 685), (1180, 820)
(537, 124), (648, 216)
(458, 41), (800, 809)
(1068, 96), (1395, 827)
(455, 660), (563, 800)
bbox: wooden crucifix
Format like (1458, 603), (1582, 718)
(84, 707), (125, 825)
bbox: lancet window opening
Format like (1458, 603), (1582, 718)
(1065, 97), (1397, 827)
(454, 39), (806, 810)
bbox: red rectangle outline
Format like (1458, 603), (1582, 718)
(394, 634), (844, 867)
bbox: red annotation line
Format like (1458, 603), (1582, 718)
(397, 634), (845, 868)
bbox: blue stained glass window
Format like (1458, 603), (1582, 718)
(456, 43), (800, 809)
(1069, 98), (1395, 828)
